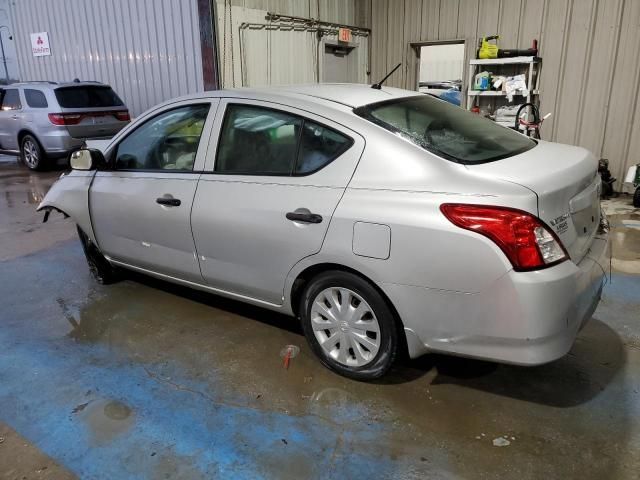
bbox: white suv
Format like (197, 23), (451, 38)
(0, 81), (130, 170)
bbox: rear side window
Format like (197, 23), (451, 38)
(215, 104), (352, 176)
(54, 86), (124, 108)
(1, 89), (21, 110)
(216, 105), (302, 175)
(25, 89), (48, 108)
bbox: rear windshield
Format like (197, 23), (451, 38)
(54, 86), (124, 108)
(354, 95), (535, 164)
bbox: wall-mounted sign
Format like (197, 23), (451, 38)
(338, 28), (352, 43)
(30, 32), (51, 57)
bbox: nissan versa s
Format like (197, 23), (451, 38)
(38, 84), (609, 380)
(0, 81), (130, 170)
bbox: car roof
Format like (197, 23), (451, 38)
(244, 83), (418, 108)
(165, 83), (419, 110)
(8, 81), (111, 89)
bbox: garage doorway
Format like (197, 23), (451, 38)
(415, 41), (465, 106)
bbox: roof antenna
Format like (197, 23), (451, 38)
(371, 63), (401, 90)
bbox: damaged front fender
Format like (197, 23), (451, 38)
(38, 170), (98, 243)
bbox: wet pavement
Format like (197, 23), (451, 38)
(1, 155), (640, 479)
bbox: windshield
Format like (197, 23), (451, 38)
(55, 86), (124, 108)
(354, 95), (535, 164)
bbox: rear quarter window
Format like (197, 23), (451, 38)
(25, 89), (48, 108)
(55, 86), (124, 108)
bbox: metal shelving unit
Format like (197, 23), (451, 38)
(465, 56), (541, 111)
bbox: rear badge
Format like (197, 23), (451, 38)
(550, 213), (570, 235)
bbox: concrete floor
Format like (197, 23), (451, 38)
(0, 155), (639, 479)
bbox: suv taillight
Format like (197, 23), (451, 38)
(440, 204), (568, 271)
(115, 110), (130, 121)
(48, 113), (82, 125)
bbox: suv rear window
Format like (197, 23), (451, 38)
(54, 86), (124, 108)
(354, 95), (536, 164)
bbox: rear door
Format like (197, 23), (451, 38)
(191, 99), (364, 304)
(90, 99), (218, 282)
(52, 85), (130, 139)
(0, 88), (23, 150)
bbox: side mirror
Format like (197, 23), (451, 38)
(69, 148), (105, 171)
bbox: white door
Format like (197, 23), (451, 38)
(90, 100), (218, 282)
(191, 99), (364, 304)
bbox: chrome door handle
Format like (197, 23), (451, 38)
(156, 197), (181, 207)
(286, 211), (323, 224)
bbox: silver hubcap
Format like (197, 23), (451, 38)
(23, 140), (39, 167)
(310, 287), (381, 367)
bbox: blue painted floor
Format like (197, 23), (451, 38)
(0, 243), (421, 479)
(1, 240), (639, 479)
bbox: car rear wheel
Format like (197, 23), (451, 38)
(634, 187), (640, 208)
(77, 227), (120, 284)
(300, 271), (399, 380)
(20, 135), (47, 171)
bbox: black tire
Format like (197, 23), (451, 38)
(77, 227), (120, 284)
(20, 134), (47, 171)
(634, 187), (640, 208)
(299, 270), (399, 380)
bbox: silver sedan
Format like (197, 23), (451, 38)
(39, 84), (609, 380)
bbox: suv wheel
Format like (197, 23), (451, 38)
(21, 135), (47, 171)
(634, 187), (640, 208)
(77, 227), (120, 284)
(300, 271), (399, 380)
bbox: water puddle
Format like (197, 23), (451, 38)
(80, 399), (135, 445)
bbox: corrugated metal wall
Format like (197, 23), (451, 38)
(10, 0), (204, 116)
(216, 0), (370, 88)
(370, 0), (640, 189)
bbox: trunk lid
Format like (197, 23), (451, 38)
(468, 140), (601, 262)
(59, 109), (128, 139)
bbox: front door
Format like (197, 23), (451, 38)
(0, 89), (23, 151)
(90, 100), (218, 282)
(191, 99), (364, 304)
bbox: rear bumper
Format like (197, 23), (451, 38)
(39, 131), (85, 155)
(387, 232), (609, 365)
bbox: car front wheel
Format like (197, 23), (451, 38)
(300, 271), (399, 380)
(20, 135), (47, 171)
(77, 227), (120, 284)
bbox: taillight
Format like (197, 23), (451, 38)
(115, 110), (130, 121)
(440, 204), (568, 271)
(48, 113), (82, 125)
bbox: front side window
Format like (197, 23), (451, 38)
(25, 89), (48, 108)
(216, 104), (352, 175)
(114, 104), (210, 171)
(354, 95), (536, 164)
(1, 89), (21, 110)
